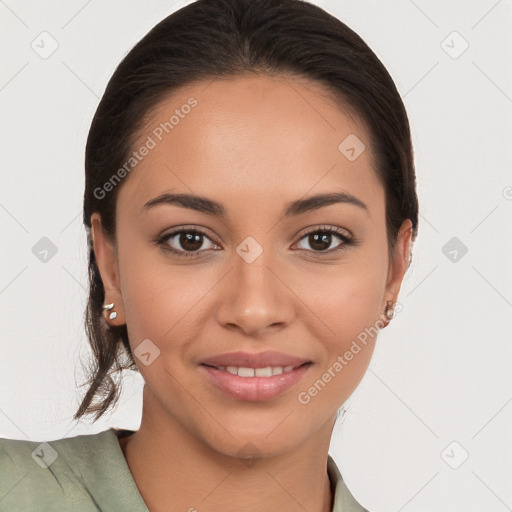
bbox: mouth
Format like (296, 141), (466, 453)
(199, 361), (313, 401)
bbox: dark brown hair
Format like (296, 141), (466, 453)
(75, 0), (419, 422)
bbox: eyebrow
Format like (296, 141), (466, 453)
(142, 191), (368, 218)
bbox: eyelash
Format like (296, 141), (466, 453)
(156, 225), (359, 259)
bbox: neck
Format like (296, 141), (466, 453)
(119, 391), (336, 512)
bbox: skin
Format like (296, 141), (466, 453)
(91, 73), (412, 512)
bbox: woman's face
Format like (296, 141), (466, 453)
(92, 73), (411, 458)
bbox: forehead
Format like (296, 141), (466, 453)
(117, 73), (383, 219)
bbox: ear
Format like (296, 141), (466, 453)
(381, 219), (414, 328)
(90, 213), (125, 326)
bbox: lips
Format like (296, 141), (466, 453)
(199, 362), (312, 401)
(200, 350), (310, 369)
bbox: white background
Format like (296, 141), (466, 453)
(1, 1), (511, 510)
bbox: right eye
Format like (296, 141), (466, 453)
(157, 227), (221, 257)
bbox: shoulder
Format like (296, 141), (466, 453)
(0, 429), (119, 512)
(328, 455), (370, 512)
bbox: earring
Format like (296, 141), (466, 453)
(102, 302), (117, 320)
(384, 300), (395, 320)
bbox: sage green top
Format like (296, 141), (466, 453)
(0, 428), (368, 511)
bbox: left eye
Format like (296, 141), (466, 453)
(159, 229), (219, 256)
(296, 227), (351, 252)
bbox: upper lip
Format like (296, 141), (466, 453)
(200, 350), (311, 369)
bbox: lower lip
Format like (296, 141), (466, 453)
(199, 363), (312, 401)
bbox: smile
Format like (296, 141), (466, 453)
(199, 362), (312, 401)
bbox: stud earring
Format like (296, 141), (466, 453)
(102, 302), (117, 320)
(384, 300), (395, 320)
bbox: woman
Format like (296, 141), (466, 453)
(0, 0), (418, 510)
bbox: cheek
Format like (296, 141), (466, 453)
(295, 289), (381, 413)
(305, 271), (382, 371)
(293, 249), (387, 400)
(118, 240), (213, 352)
(297, 251), (387, 338)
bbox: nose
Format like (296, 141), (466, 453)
(216, 249), (296, 338)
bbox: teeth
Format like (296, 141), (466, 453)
(217, 365), (299, 377)
(238, 367), (255, 377)
(255, 367), (272, 377)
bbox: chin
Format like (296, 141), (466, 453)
(197, 414), (312, 461)
(212, 435), (300, 463)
